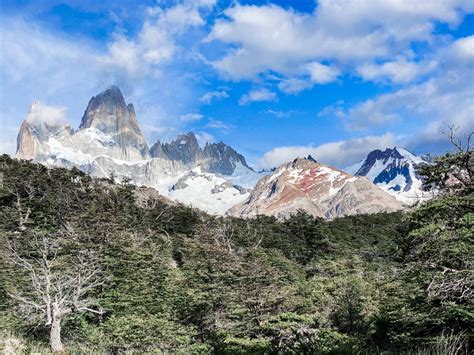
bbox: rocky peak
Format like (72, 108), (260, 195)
(162, 132), (203, 165)
(78, 86), (150, 160)
(203, 141), (252, 175)
(346, 146), (426, 204)
(16, 101), (73, 160)
(79, 85), (128, 130)
(150, 140), (168, 160)
(290, 156), (320, 170)
(307, 155), (317, 163)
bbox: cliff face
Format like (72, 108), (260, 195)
(16, 121), (42, 160)
(16, 101), (73, 161)
(161, 132), (204, 165)
(202, 142), (253, 175)
(79, 86), (150, 160)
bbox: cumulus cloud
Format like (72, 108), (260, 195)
(279, 62), (340, 93)
(25, 101), (67, 126)
(258, 133), (395, 169)
(199, 90), (229, 104)
(205, 1), (473, 92)
(180, 113), (204, 121)
(239, 88), (277, 105)
(102, 0), (215, 78)
(314, 35), (474, 155)
(306, 62), (340, 84)
(357, 58), (436, 84)
(449, 34), (474, 63)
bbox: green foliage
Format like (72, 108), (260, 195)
(0, 153), (472, 353)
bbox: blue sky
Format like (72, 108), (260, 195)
(1, 0), (473, 168)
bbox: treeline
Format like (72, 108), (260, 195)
(0, 151), (472, 354)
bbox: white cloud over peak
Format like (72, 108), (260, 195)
(194, 131), (215, 146)
(25, 101), (67, 126)
(239, 88), (277, 105)
(259, 133), (395, 169)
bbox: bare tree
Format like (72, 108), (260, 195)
(210, 218), (235, 254)
(3, 230), (104, 353)
(442, 124), (473, 187)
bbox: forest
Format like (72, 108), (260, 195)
(0, 147), (472, 354)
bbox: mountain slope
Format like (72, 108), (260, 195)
(230, 157), (404, 219)
(346, 147), (427, 204)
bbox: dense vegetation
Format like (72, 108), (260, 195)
(0, 150), (472, 354)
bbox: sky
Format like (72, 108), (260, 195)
(0, 0), (473, 169)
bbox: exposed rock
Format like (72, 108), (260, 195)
(79, 86), (150, 160)
(202, 141), (253, 175)
(150, 140), (168, 159)
(16, 102), (73, 160)
(229, 157), (404, 219)
(346, 147), (427, 204)
(161, 132), (203, 165)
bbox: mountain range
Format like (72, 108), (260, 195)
(15, 86), (428, 217)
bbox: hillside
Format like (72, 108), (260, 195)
(0, 154), (472, 353)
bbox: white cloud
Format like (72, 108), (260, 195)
(205, 1), (473, 91)
(180, 113), (204, 121)
(199, 90), (229, 104)
(195, 131), (215, 146)
(337, 40), (474, 132)
(326, 35), (474, 153)
(450, 34), (474, 63)
(278, 78), (313, 94)
(279, 62), (339, 94)
(207, 119), (230, 130)
(103, 0), (215, 78)
(263, 109), (295, 118)
(239, 88), (277, 105)
(306, 62), (340, 84)
(357, 58), (436, 84)
(25, 101), (67, 126)
(258, 133), (395, 169)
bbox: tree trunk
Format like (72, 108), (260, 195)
(50, 317), (63, 353)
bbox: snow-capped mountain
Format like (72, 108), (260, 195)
(15, 86), (263, 215)
(346, 147), (428, 205)
(15, 86), (409, 218)
(229, 157), (404, 219)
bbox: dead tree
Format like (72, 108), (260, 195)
(3, 230), (104, 353)
(211, 218), (236, 254)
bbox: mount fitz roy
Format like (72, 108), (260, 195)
(16, 86), (260, 215)
(16, 86), (425, 217)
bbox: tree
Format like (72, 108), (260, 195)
(3, 229), (104, 352)
(417, 125), (473, 194)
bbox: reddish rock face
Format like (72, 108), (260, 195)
(16, 121), (39, 160)
(229, 157), (405, 219)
